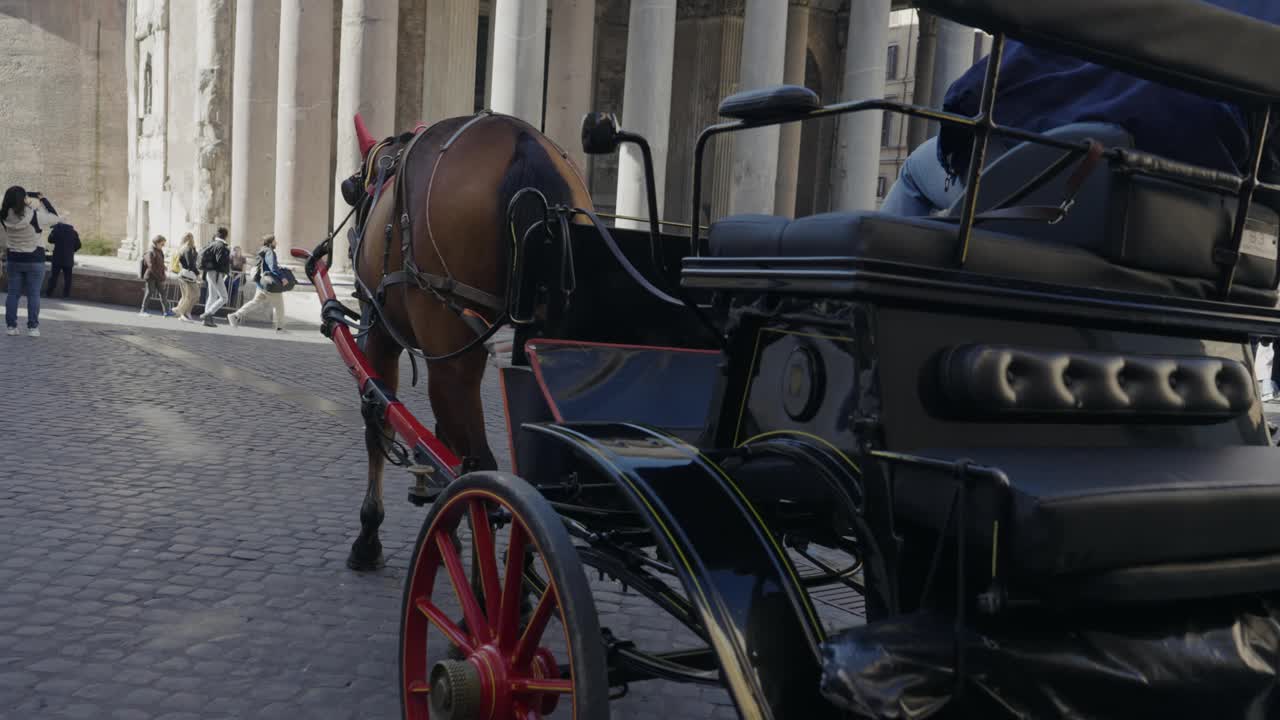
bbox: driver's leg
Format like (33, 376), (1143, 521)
(881, 137), (963, 216)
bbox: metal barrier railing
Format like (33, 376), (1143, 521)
(162, 269), (251, 313)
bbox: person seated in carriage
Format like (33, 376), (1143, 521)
(883, 0), (1280, 217)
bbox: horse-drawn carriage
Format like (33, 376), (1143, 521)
(297, 1), (1280, 717)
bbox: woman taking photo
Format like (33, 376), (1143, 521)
(1, 185), (61, 336)
(173, 233), (200, 322)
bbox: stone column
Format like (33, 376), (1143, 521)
(123, 0), (138, 259)
(928, 17), (975, 132)
(728, 0), (788, 216)
(485, 4), (497, 107)
(832, 0), (891, 212)
(663, 7), (741, 226)
(774, 1), (810, 218)
(193, 0), (233, 247)
(274, 0), (335, 261)
(422, 0), (479, 124)
(490, 0), (548, 125)
(615, 0), (676, 229)
(332, 0), (398, 271)
(709, 15), (744, 223)
(396, 0), (427, 132)
(545, 0), (596, 174)
(230, 0), (281, 255)
(906, 11), (937, 153)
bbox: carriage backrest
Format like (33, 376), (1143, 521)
(945, 122), (1134, 252)
(915, 0), (1280, 106)
(948, 122), (1280, 289)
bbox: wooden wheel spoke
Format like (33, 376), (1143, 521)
(415, 597), (475, 656)
(512, 585), (558, 668)
(511, 678), (573, 695)
(497, 521), (529, 649)
(468, 500), (502, 625)
(435, 532), (492, 644)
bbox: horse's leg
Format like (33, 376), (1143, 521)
(427, 351), (498, 472)
(349, 325), (402, 571)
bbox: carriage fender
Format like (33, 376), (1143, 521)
(522, 421), (842, 720)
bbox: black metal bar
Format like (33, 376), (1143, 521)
(578, 547), (705, 638)
(609, 646), (722, 687)
(789, 540), (865, 592)
(614, 130), (667, 279)
(690, 130), (712, 256)
(955, 33), (1006, 266)
(983, 144), (1088, 215)
(869, 450), (1006, 483)
(1219, 106), (1273, 299)
(953, 461), (970, 701)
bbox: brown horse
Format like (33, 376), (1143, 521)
(341, 112), (592, 571)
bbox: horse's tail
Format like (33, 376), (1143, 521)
(495, 128), (577, 283)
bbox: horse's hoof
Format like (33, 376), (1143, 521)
(347, 539), (385, 572)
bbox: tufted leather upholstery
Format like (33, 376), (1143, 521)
(936, 344), (1255, 422)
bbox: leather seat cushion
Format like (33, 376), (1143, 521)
(894, 446), (1280, 582)
(708, 211), (1278, 307)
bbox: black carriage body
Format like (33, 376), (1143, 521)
(477, 1), (1280, 717)
(495, 129), (1280, 720)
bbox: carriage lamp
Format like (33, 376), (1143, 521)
(580, 111), (622, 155)
(581, 111), (664, 243)
(783, 344), (825, 422)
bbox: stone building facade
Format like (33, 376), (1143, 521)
(2, 1), (980, 262)
(0, 1), (129, 247)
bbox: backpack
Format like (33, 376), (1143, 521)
(253, 249), (269, 283)
(199, 242), (226, 271)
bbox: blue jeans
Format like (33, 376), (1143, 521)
(6, 260), (46, 328)
(881, 137), (965, 216)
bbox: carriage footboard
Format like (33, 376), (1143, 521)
(292, 246), (460, 487)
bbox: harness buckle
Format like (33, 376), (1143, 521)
(1049, 198), (1076, 225)
(400, 212), (411, 230)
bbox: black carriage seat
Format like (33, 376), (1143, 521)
(894, 446), (1280, 607)
(709, 124), (1280, 307)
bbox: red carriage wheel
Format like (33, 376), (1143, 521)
(400, 472), (608, 719)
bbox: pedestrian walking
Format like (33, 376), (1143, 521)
(44, 216), (80, 298)
(198, 227), (232, 328)
(139, 235), (172, 317)
(172, 232), (201, 322)
(228, 235), (288, 332)
(1, 186), (61, 336)
(228, 245), (246, 306)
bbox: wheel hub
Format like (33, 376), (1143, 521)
(429, 659), (482, 720)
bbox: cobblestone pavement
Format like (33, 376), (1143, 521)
(0, 305), (748, 720)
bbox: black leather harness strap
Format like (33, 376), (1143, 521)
(379, 112), (506, 313)
(941, 139), (1107, 225)
(338, 112), (514, 365)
